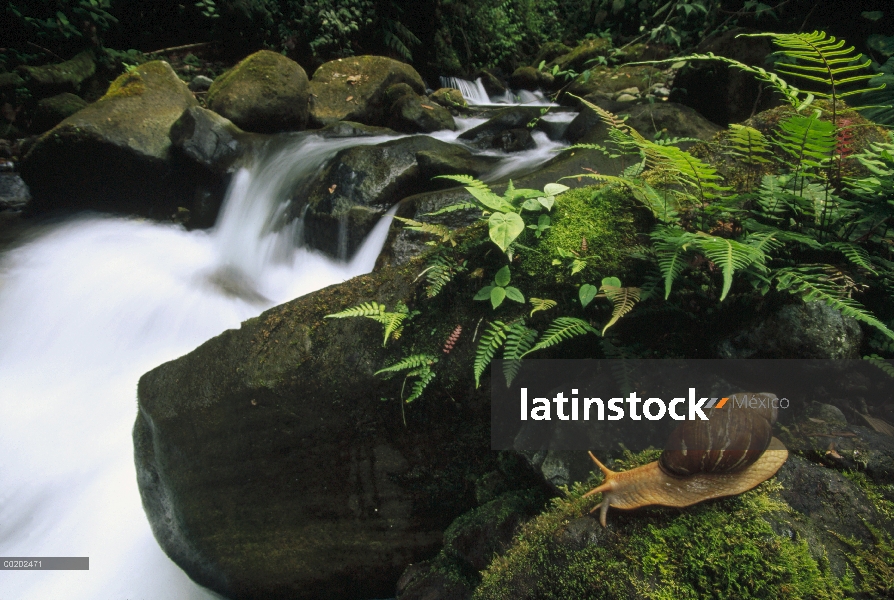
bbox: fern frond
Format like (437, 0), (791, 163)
(368, 312), (408, 347)
(474, 321), (510, 388)
(599, 284), (641, 334)
(424, 202), (477, 216)
(694, 233), (768, 301)
(726, 124), (772, 165)
(529, 298), (557, 316)
(418, 254), (465, 298)
(775, 113), (837, 175)
(405, 365), (436, 403)
(521, 317), (600, 358)
(375, 353), (437, 375)
(393, 216), (457, 246)
(652, 227), (696, 299)
(646, 142), (729, 202)
(502, 322), (538, 387)
(827, 242), (877, 274)
(864, 354), (894, 379)
(434, 174), (493, 192)
(774, 266), (894, 341)
(325, 302), (385, 318)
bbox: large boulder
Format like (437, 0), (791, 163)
(169, 106), (263, 175)
(308, 56), (426, 128)
(207, 50), (310, 133)
(19, 61), (201, 219)
(134, 262), (495, 600)
(296, 135), (494, 258)
(670, 28), (778, 125)
(458, 107), (542, 152)
(31, 92), (87, 133)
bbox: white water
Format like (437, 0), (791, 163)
(439, 76), (554, 107)
(0, 134), (397, 600)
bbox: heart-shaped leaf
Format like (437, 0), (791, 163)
(495, 265), (511, 287)
(489, 212), (525, 253)
(474, 285), (494, 301)
(543, 183), (569, 196)
(538, 196), (555, 211)
(490, 286), (506, 309)
(521, 198), (542, 211)
(600, 276), (622, 289)
(504, 286), (525, 303)
(579, 284), (598, 308)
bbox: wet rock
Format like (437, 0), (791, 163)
(508, 66), (550, 92)
(31, 92), (87, 133)
(134, 262), (494, 600)
(0, 173), (30, 212)
(415, 149), (498, 181)
(315, 120), (396, 138)
(396, 561), (473, 600)
(19, 61), (201, 219)
(388, 91), (457, 134)
(474, 70), (507, 97)
(188, 75), (214, 92)
(806, 402), (848, 427)
(207, 50), (310, 133)
(670, 28), (778, 125)
(169, 106), (260, 174)
(716, 301), (863, 359)
(16, 50), (95, 94)
(297, 135), (473, 258)
(615, 93), (637, 103)
(309, 55), (426, 128)
(562, 65), (668, 107)
(458, 106), (541, 150)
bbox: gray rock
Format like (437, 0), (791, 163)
(388, 92), (457, 134)
(458, 106), (542, 150)
(188, 75), (214, 92)
(207, 50), (310, 133)
(17, 50), (95, 94)
(19, 61), (200, 219)
(717, 301), (863, 359)
(31, 92), (87, 133)
(615, 93), (637, 103)
(0, 173), (30, 211)
(806, 402), (848, 427)
(170, 106), (260, 174)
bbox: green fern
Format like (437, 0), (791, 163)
(529, 298), (557, 316)
(651, 227), (696, 299)
(775, 113), (837, 187)
(864, 354), (894, 378)
(474, 321), (511, 388)
(694, 232), (769, 301)
(726, 124), (772, 190)
(416, 254), (466, 298)
(376, 353), (437, 375)
(325, 302), (385, 318)
(774, 266), (894, 341)
(742, 31), (885, 122)
(502, 321), (538, 387)
(520, 317), (600, 358)
(394, 216), (457, 246)
(425, 202), (477, 216)
(827, 242), (877, 274)
(599, 281), (641, 334)
(403, 365), (436, 403)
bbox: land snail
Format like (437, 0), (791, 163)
(584, 392), (789, 527)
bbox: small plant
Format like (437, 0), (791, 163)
(324, 301), (417, 346)
(474, 266), (525, 309)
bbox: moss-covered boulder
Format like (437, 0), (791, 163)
(546, 38), (612, 74)
(561, 65), (669, 108)
(16, 50), (95, 94)
(508, 66), (553, 92)
(430, 88), (468, 110)
(19, 61), (200, 219)
(134, 260), (498, 600)
(383, 83), (457, 133)
(31, 92), (87, 133)
(309, 56), (426, 128)
(207, 50), (310, 133)
(295, 135), (488, 258)
(474, 448), (894, 599)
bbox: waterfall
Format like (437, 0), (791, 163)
(0, 134), (395, 600)
(439, 76), (556, 107)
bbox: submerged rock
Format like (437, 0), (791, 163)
(309, 56), (426, 128)
(19, 61), (201, 219)
(207, 50), (310, 133)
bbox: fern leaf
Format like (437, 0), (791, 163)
(424, 202), (477, 216)
(521, 317), (600, 358)
(417, 254), (465, 298)
(600, 284), (641, 334)
(652, 227), (696, 299)
(726, 124), (772, 165)
(775, 267), (894, 341)
(325, 302), (385, 318)
(694, 233), (767, 301)
(828, 242), (877, 274)
(434, 174), (493, 191)
(474, 321), (510, 388)
(368, 312), (407, 347)
(375, 353), (437, 375)
(502, 322), (538, 387)
(393, 216), (457, 246)
(529, 298), (557, 316)
(775, 114), (837, 174)
(405, 366), (436, 403)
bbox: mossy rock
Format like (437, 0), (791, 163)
(533, 42), (573, 68)
(385, 84), (457, 134)
(31, 92), (87, 133)
(0, 72), (26, 92)
(430, 88), (468, 110)
(508, 66), (553, 92)
(561, 65), (668, 106)
(474, 449), (894, 599)
(16, 50), (95, 94)
(207, 50), (309, 133)
(19, 61), (199, 218)
(308, 55), (426, 128)
(547, 38), (613, 74)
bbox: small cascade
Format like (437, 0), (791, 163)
(439, 76), (555, 107)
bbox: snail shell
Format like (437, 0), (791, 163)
(583, 393), (788, 526)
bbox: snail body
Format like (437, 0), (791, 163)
(584, 393), (788, 526)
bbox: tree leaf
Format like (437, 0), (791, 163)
(495, 265), (511, 287)
(490, 286), (506, 309)
(579, 284), (598, 308)
(489, 212), (525, 253)
(469, 187), (513, 212)
(504, 286), (525, 303)
(544, 183), (570, 196)
(474, 285), (494, 301)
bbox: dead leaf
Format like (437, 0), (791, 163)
(808, 417), (827, 424)
(858, 413), (894, 436)
(826, 441), (842, 459)
(345, 95), (353, 102)
(328, 184), (337, 194)
(421, 104), (434, 110)
(346, 74), (363, 84)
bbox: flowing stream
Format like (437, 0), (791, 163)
(0, 121), (570, 599)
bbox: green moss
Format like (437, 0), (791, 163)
(475, 449), (846, 600)
(103, 70), (146, 99)
(518, 185), (638, 283)
(19, 51), (95, 88)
